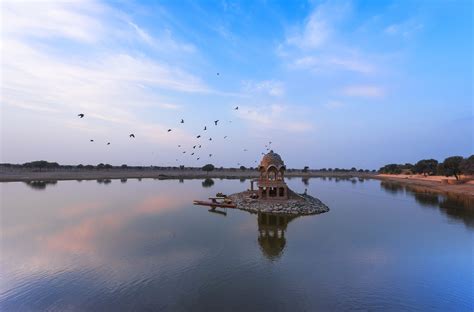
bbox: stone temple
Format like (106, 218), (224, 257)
(229, 150), (330, 215)
(256, 150), (288, 200)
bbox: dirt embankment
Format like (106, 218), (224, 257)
(374, 174), (474, 197)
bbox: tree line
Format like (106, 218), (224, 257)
(379, 155), (474, 180)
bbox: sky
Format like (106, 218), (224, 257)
(1, 0), (472, 169)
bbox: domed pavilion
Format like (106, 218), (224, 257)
(256, 150), (288, 200)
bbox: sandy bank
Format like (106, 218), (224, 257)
(374, 174), (474, 197)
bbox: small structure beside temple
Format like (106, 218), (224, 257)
(229, 150), (329, 215)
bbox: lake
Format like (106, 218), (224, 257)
(1, 178), (473, 311)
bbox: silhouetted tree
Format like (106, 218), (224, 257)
(460, 155), (474, 175)
(440, 156), (463, 180)
(302, 166), (309, 173)
(202, 164), (215, 175)
(240, 165), (246, 170)
(413, 159), (438, 176)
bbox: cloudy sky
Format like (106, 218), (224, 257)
(1, 0), (472, 169)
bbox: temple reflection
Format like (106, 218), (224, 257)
(257, 212), (298, 260)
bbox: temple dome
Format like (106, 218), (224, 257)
(259, 150), (285, 170)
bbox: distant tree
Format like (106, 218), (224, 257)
(379, 164), (402, 174)
(334, 167), (340, 172)
(350, 167), (357, 171)
(97, 163), (105, 169)
(439, 156), (463, 180)
(121, 164), (128, 169)
(302, 166), (309, 173)
(77, 164), (84, 169)
(413, 159), (438, 176)
(460, 155), (474, 175)
(202, 164), (215, 175)
(104, 164), (113, 169)
(201, 178), (214, 188)
(358, 169), (364, 172)
(23, 161), (60, 171)
(327, 168), (333, 171)
(302, 177), (309, 186)
(321, 168), (327, 171)
(179, 165), (185, 170)
(240, 165), (246, 170)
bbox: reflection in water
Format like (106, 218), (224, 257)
(23, 180), (58, 190)
(202, 178), (214, 188)
(96, 179), (112, 184)
(257, 212), (297, 260)
(120, 178), (127, 183)
(240, 178), (246, 183)
(380, 181), (405, 195)
(380, 181), (474, 229)
(302, 177), (309, 186)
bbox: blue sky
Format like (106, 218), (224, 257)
(1, 0), (472, 169)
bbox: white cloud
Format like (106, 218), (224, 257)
(385, 19), (423, 38)
(342, 85), (385, 98)
(293, 55), (375, 74)
(1, 0), (209, 151)
(324, 100), (344, 109)
(235, 104), (313, 133)
(242, 80), (285, 97)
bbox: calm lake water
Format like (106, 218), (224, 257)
(1, 178), (473, 311)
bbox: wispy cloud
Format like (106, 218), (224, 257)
(342, 85), (385, 98)
(385, 19), (423, 38)
(235, 104), (313, 133)
(242, 80), (285, 97)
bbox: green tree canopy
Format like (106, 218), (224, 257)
(440, 156), (463, 180)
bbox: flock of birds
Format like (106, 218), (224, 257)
(77, 105), (274, 166)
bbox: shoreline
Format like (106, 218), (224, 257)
(1, 168), (473, 198)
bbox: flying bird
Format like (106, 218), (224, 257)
(197, 157), (200, 160)
(217, 72), (219, 76)
(78, 113), (84, 118)
(178, 145), (181, 147)
(243, 149), (247, 151)
(204, 126), (207, 131)
(191, 152), (194, 155)
(197, 135), (201, 138)
(183, 151), (186, 154)
(209, 138), (212, 141)
(90, 139), (94, 142)
(209, 154), (212, 157)
(181, 119), (184, 123)
(129, 134), (135, 138)
(193, 145), (196, 149)
(234, 106), (238, 110)
(198, 145), (201, 148)
(107, 142), (111, 145)
(167, 129), (172, 132)
(224, 136), (227, 139)
(214, 120), (219, 125)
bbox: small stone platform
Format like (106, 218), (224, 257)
(228, 189), (329, 215)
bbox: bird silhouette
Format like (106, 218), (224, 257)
(181, 119), (184, 123)
(78, 113), (84, 118)
(204, 126), (207, 130)
(183, 151), (186, 154)
(90, 139), (94, 142)
(197, 157), (200, 160)
(107, 142), (111, 145)
(214, 120), (219, 125)
(209, 138), (212, 141)
(178, 145), (181, 147)
(235, 106), (238, 110)
(217, 72), (219, 76)
(197, 135), (201, 138)
(224, 136), (227, 139)
(167, 129), (172, 132)
(209, 154), (212, 157)
(193, 145), (196, 149)
(191, 152), (195, 155)
(129, 134), (135, 138)
(243, 149), (247, 151)
(198, 145), (201, 148)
